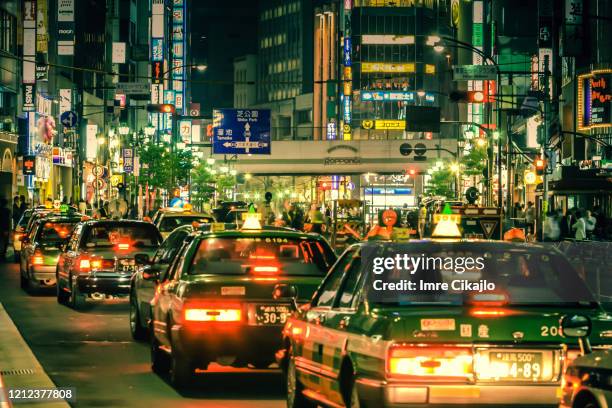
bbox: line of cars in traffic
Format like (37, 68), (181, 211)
(9, 204), (612, 407)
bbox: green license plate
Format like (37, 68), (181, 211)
(488, 352), (544, 380)
(254, 305), (290, 326)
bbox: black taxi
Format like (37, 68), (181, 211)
(149, 222), (336, 388)
(276, 240), (612, 408)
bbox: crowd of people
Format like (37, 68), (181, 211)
(543, 207), (604, 241)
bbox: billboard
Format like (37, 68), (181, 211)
(212, 109), (271, 155)
(578, 70), (612, 130)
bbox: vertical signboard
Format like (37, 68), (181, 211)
(151, 0), (165, 133)
(36, 0), (48, 80)
(469, 0), (485, 127)
(578, 70), (612, 130)
(57, 0), (74, 55)
(172, 0), (187, 114)
(85, 124), (98, 160)
(341, 0), (352, 140)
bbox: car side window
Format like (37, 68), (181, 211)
(314, 248), (357, 308)
(335, 253), (363, 309)
(151, 237), (171, 264)
(161, 240), (190, 282)
(161, 231), (188, 263)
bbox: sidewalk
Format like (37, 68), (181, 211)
(0, 302), (70, 408)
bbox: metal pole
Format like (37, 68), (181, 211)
(540, 56), (551, 241)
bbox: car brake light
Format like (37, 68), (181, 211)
(184, 303), (242, 322)
(252, 266), (279, 274)
(470, 308), (509, 317)
(91, 259), (102, 269)
(387, 345), (473, 379)
(117, 243), (130, 250)
(78, 258), (91, 272)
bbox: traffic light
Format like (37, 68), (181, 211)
(535, 157), (546, 175)
(146, 104), (175, 114)
(449, 90), (487, 103)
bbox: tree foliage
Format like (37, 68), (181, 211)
(425, 168), (455, 198)
(461, 146), (488, 176)
(136, 140), (193, 190)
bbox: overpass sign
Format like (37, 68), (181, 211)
(212, 109), (271, 155)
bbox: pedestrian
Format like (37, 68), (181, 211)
(572, 210), (587, 240)
(560, 208), (573, 239)
(0, 198), (11, 261)
(19, 195), (27, 214)
(307, 204), (325, 234)
(525, 202), (536, 235)
(101, 201), (109, 219)
(418, 204), (427, 239)
(585, 210), (596, 239)
(12, 195), (21, 229)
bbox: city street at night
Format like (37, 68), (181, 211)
(0, 0), (611, 407)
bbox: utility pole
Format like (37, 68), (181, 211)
(540, 55), (551, 240)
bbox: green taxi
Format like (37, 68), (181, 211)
(276, 240), (612, 408)
(19, 214), (82, 291)
(149, 226), (336, 388)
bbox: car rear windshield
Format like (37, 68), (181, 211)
(36, 221), (78, 245)
(159, 215), (214, 232)
(83, 223), (160, 248)
(365, 243), (596, 306)
(190, 236), (335, 276)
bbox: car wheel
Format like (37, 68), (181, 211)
(68, 276), (85, 310)
(286, 349), (314, 408)
(56, 272), (69, 305)
(129, 292), (148, 341)
(150, 328), (170, 375)
(170, 349), (194, 389)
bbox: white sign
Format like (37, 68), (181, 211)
(57, 42), (74, 56)
(116, 82), (149, 95)
(191, 124), (201, 143)
(86, 124), (98, 160)
(453, 65), (497, 80)
(112, 42), (126, 64)
(57, 0), (74, 21)
(59, 89), (72, 114)
(179, 120), (192, 143)
(151, 84), (163, 104)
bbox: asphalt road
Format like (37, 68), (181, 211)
(0, 261), (285, 408)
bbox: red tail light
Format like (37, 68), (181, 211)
(184, 302), (242, 322)
(387, 345), (473, 379)
(32, 252), (44, 265)
(117, 243), (130, 250)
(76, 257), (91, 273)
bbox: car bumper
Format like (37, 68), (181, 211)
(76, 274), (131, 296)
(30, 265), (57, 281)
(171, 323), (284, 363)
(357, 380), (562, 407)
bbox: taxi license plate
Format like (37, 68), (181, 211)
(254, 305), (290, 326)
(487, 351), (543, 380)
(119, 259), (136, 273)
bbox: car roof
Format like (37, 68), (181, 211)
(84, 219), (157, 227)
(196, 229), (322, 240)
(35, 216), (82, 223)
(359, 239), (554, 252)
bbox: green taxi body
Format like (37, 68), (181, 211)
(149, 228), (336, 387)
(19, 215), (82, 290)
(279, 241), (612, 408)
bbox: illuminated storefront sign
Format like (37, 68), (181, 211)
(361, 34), (414, 45)
(362, 119), (406, 130)
(172, 0), (186, 113)
(361, 91), (436, 102)
(361, 62), (415, 73)
(578, 70), (612, 130)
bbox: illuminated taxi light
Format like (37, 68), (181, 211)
(32, 255), (44, 265)
(117, 243), (130, 250)
(387, 346), (473, 378)
(184, 307), (242, 322)
(431, 219), (462, 238)
(252, 266), (280, 274)
(241, 214), (262, 230)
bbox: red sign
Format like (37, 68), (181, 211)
(23, 155), (36, 175)
(152, 61), (163, 84)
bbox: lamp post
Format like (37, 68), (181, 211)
(434, 37), (503, 208)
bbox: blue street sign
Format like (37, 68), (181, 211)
(212, 109), (271, 155)
(60, 111), (78, 128)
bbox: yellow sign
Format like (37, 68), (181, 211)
(523, 170), (542, 185)
(425, 64), (436, 74)
(361, 62), (415, 73)
(374, 120), (405, 130)
(434, 213), (461, 224)
(343, 66), (352, 80)
(361, 120), (374, 129)
(342, 124), (351, 133)
(110, 175), (122, 187)
(343, 81), (352, 96)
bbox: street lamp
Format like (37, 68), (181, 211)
(118, 125), (130, 136)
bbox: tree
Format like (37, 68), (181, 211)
(136, 140), (193, 191)
(425, 168), (455, 198)
(461, 146), (487, 176)
(190, 163), (236, 210)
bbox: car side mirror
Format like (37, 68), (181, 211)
(135, 253), (150, 265)
(560, 314), (592, 354)
(273, 284), (298, 311)
(142, 264), (160, 281)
